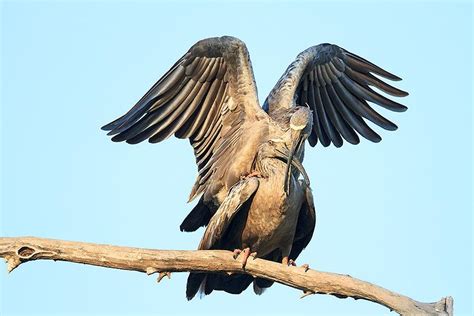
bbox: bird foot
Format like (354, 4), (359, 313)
(282, 258), (309, 271)
(282, 256), (296, 266)
(240, 171), (263, 181)
(233, 248), (256, 269)
(157, 271), (171, 283)
(301, 263), (310, 272)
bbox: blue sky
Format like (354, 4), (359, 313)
(1, 1), (472, 315)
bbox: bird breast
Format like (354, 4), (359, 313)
(241, 158), (304, 256)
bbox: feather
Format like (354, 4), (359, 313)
(265, 43), (407, 147)
(343, 52), (402, 81)
(345, 67), (408, 97)
(340, 74), (407, 112)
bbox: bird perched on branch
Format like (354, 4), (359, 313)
(102, 36), (407, 299)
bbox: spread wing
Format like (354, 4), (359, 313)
(264, 44), (408, 147)
(102, 36), (267, 200)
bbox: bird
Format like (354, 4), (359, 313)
(101, 36), (408, 300)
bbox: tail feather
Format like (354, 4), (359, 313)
(212, 274), (254, 294)
(255, 277), (274, 289)
(186, 273), (207, 300)
(186, 272), (254, 299)
(180, 197), (213, 232)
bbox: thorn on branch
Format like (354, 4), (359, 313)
(300, 290), (315, 299)
(146, 267), (159, 275)
(157, 271), (171, 283)
(6, 256), (21, 273)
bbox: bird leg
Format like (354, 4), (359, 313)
(233, 247), (256, 269)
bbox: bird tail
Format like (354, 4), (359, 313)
(253, 277), (274, 295)
(186, 272), (254, 300)
(186, 273), (207, 300)
(180, 196), (213, 232)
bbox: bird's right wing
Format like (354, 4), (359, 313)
(102, 36), (267, 201)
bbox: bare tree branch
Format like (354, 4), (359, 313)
(0, 237), (453, 315)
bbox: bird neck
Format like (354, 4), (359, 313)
(254, 156), (287, 179)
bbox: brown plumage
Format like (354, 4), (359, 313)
(102, 36), (407, 299)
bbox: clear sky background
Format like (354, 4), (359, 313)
(1, 1), (472, 315)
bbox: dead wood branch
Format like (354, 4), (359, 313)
(0, 237), (453, 315)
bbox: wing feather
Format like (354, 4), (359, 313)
(103, 36), (267, 202)
(198, 177), (259, 250)
(264, 44), (407, 147)
(289, 181), (316, 260)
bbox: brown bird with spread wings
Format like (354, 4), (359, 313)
(102, 36), (407, 299)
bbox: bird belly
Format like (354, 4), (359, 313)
(240, 170), (304, 257)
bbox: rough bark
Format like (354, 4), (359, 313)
(0, 236), (453, 316)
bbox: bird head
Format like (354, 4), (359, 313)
(283, 106), (313, 195)
(289, 106), (313, 140)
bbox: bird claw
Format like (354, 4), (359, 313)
(282, 256), (297, 266)
(232, 247), (255, 269)
(157, 271), (171, 283)
(283, 258), (309, 271)
(233, 248), (242, 259)
(301, 263), (310, 272)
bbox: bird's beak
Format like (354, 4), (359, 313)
(279, 130), (309, 196)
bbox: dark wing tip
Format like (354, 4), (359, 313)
(346, 137), (361, 145)
(111, 135), (124, 143)
(386, 122), (399, 131)
(385, 101), (407, 113)
(385, 73), (402, 82)
(395, 89), (409, 97)
(341, 49), (404, 82)
(371, 133), (382, 143)
(109, 133), (142, 144)
(397, 104), (408, 112)
(101, 120), (120, 131)
(333, 139), (343, 148)
(126, 138), (142, 145)
(101, 124), (112, 131)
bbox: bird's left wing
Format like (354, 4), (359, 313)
(198, 177), (259, 250)
(264, 44), (408, 147)
(290, 181), (316, 260)
(102, 36), (267, 201)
